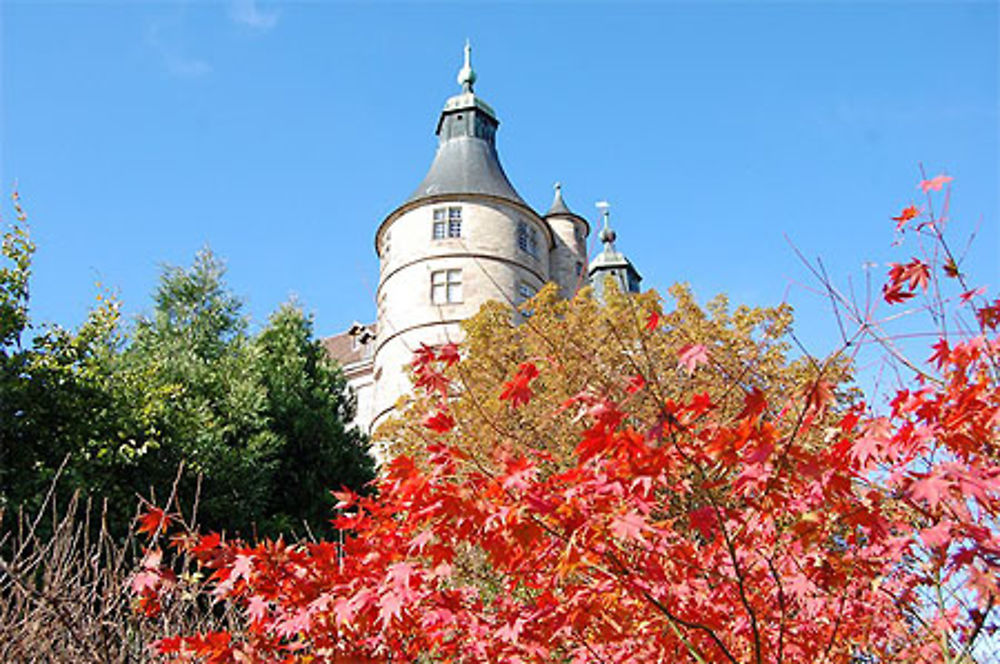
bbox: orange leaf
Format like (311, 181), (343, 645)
(891, 204), (920, 231)
(137, 507), (170, 537)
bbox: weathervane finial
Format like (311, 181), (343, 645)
(457, 39), (477, 93)
(596, 201), (616, 248)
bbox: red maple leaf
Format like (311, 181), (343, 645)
(412, 343), (437, 369)
(610, 510), (648, 543)
(891, 204), (921, 231)
(137, 507), (170, 537)
(976, 298), (1000, 330)
(738, 387), (768, 419)
(688, 506), (717, 540)
(645, 311), (660, 331)
(803, 378), (835, 415)
(919, 174), (953, 192)
(626, 374), (646, 394)
(150, 637), (182, 655)
(437, 342), (461, 367)
(928, 339), (950, 371)
(500, 362), (540, 408)
(902, 259), (930, 291)
(677, 344), (709, 375)
(919, 521), (952, 550)
(687, 391), (714, 417)
(882, 283), (915, 305)
(191, 532), (222, 555)
(423, 409), (455, 433)
(909, 473), (951, 510)
(884, 260), (930, 304)
(960, 287), (986, 304)
(414, 366), (450, 397)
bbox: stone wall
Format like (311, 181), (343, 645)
(371, 197), (550, 430)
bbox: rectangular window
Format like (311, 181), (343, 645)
(447, 207), (462, 237)
(434, 207), (462, 239)
(431, 269), (462, 304)
(517, 282), (537, 303)
(433, 209), (446, 240)
(517, 221), (539, 258)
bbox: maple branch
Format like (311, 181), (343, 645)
(709, 494), (764, 664)
(767, 556), (787, 664)
(815, 588), (849, 664)
(786, 235), (945, 388)
(956, 592), (994, 663)
(575, 634), (611, 664)
(595, 545), (735, 664)
(934, 566), (956, 664)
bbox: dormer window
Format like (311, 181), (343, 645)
(433, 207), (462, 239)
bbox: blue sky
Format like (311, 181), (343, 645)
(1, 1), (997, 370)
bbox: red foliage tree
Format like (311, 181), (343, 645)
(137, 177), (998, 663)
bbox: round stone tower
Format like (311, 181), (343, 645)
(544, 183), (590, 299)
(371, 43), (552, 430)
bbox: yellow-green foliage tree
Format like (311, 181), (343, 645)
(379, 282), (852, 472)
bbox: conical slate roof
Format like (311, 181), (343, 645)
(407, 43), (526, 207)
(545, 182), (574, 216)
(409, 134), (525, 205)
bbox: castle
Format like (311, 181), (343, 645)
(324, 43), (642, 434)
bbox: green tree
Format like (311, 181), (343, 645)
(0, 192), (123, 515)
(254, 303), (373, 535)
(114, 249), (373, 536)
(1, 196), (373, 537)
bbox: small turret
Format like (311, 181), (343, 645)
(544, 183), (590, 298)
(588, 201), (641, 299)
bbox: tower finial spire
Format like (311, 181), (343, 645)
(457, 39), (477, 93)
(596, 200), (616, 250)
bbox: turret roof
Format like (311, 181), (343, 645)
(588, 202), (642, 294)
(406, 42), (527, 208)
(408, 136), (525, 204)
(545, 182), (573, 216)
